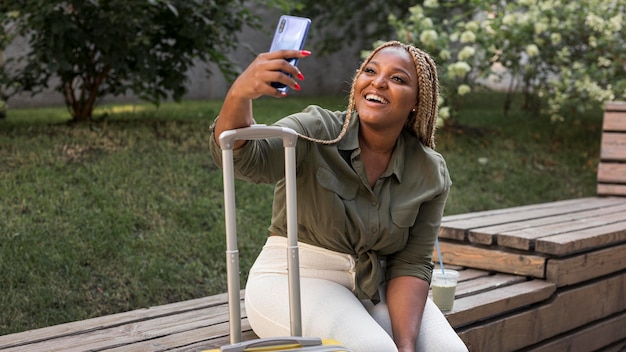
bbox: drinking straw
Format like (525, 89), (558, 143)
(435, 237), (446, 282)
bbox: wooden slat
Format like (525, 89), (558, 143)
(0, 304), (237, 352)
(598, 163), (626, 184)
(545, 243), (626, 287)
(495, 207), (626, 251)
(444, 280), (555, 328)
(526, 313), (626, 352)
(598, 183), (626, 196)
(535, 221), (626, 255)
(603, 111), (626, 131)
(0, 293), (236, 350)
(467, 200), (626, 246)
(457, 271), (626, 352)
(600, 132), (626, 161)
(439, 197), (620, 241)
(605, 101), (626, 112)
(432, 241), (547, 278)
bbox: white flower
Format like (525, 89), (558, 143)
(585, 14), (604, 32)
(448, 61), (472, 78)
(458, 46), (476, 61)
(439, 49), (452, 61)
(460, 31), (476, 43)
(421, 18), (434, 28)
(419, 30), (439, 46)
(550, 33), (562, 45)
(525, 44), (540, 57)
(608, 14), (623, 32)
(589, 36), (597, 48)
(519, 0), (535, 6)
(503, 14), (516, 26)
(534, 22), (548, 35)
(424, 0), (439, 8)
(457, 84), (472, 96)
(597, 57), (611, 68)
(438, 107), (450, 120)
(450, 32), (460, 42)
(465, 21), (479, 32)
(478, 157), (489, 165)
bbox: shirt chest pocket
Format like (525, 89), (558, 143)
(316, 166), (358, 200)
(391, 205), (419, 229)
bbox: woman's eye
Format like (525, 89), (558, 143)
(392, 76), (406, 83)
(363, 67), (376, 74)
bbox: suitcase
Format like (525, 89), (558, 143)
(205, 126), (350, 352)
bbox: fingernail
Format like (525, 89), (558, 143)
(300, 50), (311, 56)
(294, 82), (301, 91)
(297, 72), (305, 80)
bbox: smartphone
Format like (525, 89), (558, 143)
(269, 15), (311, 93)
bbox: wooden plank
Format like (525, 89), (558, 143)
(598, 184), (626, 196)
(432, 241), (547, 278)
(526, 311), (626, 352)
(496, 208), (626, 251)
(439, 197), (623, 241)
(468, 200), (626, 246)
(0, 298), (242, 352)
(598, 163), (626, 184)
(545, 243), (626, 287)
(600, 132), (626, 161)
(603, 110), (626, 131)
(457, 271), (626, 352)
(103, 319), (255, 352)
(430, 272), (527, 301)
(605, 101), (626, 113)
(0, 293), (235, 350)
(535, 221), (626, 255)
(445, 280), (555, 328)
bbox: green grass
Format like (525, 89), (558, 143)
(0, 93), (602, 335)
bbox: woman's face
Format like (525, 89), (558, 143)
(354, 46), (419, 133)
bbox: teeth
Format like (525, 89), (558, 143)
(365, 94), (388, 104)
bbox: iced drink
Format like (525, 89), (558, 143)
(431, 269), (459, 311)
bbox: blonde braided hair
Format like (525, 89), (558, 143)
(296, 41), (439, 149)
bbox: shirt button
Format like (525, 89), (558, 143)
(371, 227), (378, 233)
(370, 200), (377, 206)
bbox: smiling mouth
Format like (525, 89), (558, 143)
(365, 93), (388, 104)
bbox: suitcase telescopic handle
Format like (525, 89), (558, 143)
(219, 125), (298, 150)
(219, 125), (302, 344)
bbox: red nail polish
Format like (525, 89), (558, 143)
(297, 72), (305, 80)
(300, 50), (311, 56)
(294, 82), (301, 91)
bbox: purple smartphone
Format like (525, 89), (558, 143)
(269, 15), (311, 93)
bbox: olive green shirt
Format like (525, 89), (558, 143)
(209, 105), (451, 302)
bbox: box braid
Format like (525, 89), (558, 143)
(296, 41), (439, 149)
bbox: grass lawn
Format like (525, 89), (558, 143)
(0, 93), (602, 335)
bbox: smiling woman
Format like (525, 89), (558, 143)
(209, 40), (467, 351)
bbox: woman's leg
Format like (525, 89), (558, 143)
(245, 237), (397, 352)
(366, 296), (468, 352)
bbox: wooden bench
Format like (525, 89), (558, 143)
(434, 101), (626, 351)
(1, 102), (624, 351)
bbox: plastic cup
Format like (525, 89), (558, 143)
(431, 269), (460, 311)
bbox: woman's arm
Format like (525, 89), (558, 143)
(387, 275), (430, 352)
(213, 49), (309, 149)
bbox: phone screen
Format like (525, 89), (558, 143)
(269, 15), (311, 92)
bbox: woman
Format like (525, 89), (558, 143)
(209, 40), (468, 352)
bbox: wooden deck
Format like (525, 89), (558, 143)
(1, 102), (625, 351)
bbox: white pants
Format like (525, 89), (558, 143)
(245, 236), (468, 352)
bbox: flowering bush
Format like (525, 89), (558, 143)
(387, 0), (626, 124)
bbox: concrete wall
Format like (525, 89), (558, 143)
(3, 7), (361, 108)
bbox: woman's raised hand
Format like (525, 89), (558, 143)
(228, 49), (310, 99)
